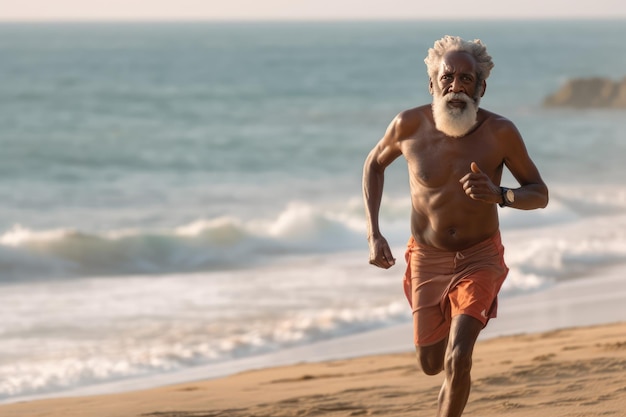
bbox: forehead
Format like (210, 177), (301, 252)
(439, 51), (477, 75)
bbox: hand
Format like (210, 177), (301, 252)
(459, 162), (501, 204)
(368, 235), (396, 269)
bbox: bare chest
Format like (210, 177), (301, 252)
(403, 133), (501, 188)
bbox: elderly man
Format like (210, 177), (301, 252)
(362, 35), (548, 416)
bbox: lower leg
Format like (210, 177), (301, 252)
(437, 315), (483, 417)
(437, 368), (471, 417)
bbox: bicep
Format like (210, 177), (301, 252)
(502, 125), (545, 186)
(367, 117), (404, 171)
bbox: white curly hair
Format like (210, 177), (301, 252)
(424, 35), (494, 85)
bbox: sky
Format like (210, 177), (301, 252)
(2, 0), (626, 21)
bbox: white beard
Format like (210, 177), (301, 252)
(431, 92), (480, 138)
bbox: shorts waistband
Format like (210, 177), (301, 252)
(406, 231), (502, 256)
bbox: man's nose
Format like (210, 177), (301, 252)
(450, 77), (464, 93)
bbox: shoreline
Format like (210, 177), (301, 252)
(2, 321), (625, 417)
(2, 263), (626, 412)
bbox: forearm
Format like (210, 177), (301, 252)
(502, 182), (549, 210)
(362, 161), (385, 239)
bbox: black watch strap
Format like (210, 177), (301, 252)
(499, 187), (510, 207)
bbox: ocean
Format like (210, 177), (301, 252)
(1, 20), (625, 403)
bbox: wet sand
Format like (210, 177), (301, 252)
(1, 320), (625, 417)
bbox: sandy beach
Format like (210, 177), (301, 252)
(1, 320), (624, 417)
(2, 265), (626, 417)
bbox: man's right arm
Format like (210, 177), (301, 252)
(362, 113), (407, 269)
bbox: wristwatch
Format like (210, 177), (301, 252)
(499, 187), (514, 207)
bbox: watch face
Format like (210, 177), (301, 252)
(506, 189), (514, 203)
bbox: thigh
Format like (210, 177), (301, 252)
(449, 266), (507, 325)
(412, 300), (450, 347)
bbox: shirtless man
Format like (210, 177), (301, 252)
(362, 36), (548, 417)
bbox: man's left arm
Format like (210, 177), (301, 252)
(499, 121), (549, 210)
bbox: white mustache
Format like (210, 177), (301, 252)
(444, 92), (474, 104)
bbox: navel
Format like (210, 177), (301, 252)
(447, 228), (457, 237)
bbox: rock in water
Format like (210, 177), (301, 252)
(543, 77), (626, 108)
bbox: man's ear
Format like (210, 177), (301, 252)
(480, 80), (487, 97)
(429, 79), (434, 95)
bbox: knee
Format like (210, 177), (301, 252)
(416, 347), (444, 376)
(421, 360), (443, 376)
(445, 346), (473, 377)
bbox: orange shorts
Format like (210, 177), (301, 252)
(403, 232), (509, 346)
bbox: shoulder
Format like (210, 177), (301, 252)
(389, 105), (432, 140)
(479, 108), (522, 140)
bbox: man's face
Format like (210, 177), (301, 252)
(430, 51), (483, 137)
(435, 50), (480, 103)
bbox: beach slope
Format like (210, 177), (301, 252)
(2, 321), (625, 417)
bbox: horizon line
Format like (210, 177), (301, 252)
(2, 16), (626, 23)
